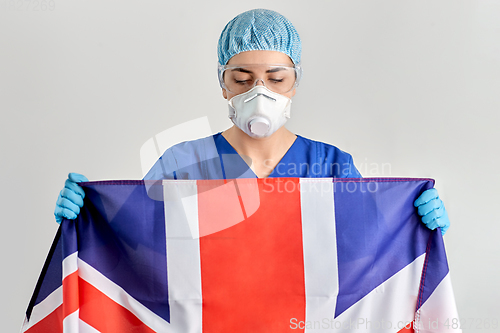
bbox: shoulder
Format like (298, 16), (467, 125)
(296, 135), (354, 162)
(294, 135), (361, 178)
(168, 133), (221, 155)
(144, 133), (222, 180)
(164, 133), (225, 168)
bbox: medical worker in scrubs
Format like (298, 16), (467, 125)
(54, 9), (450, 234)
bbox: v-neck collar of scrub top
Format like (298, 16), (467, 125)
(214, 132), (301, 179)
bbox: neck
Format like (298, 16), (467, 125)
(222, 125), (297, 178)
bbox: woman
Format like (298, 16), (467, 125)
(54, 9), (450, 234)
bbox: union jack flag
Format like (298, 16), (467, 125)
(22, 178), (461, 332)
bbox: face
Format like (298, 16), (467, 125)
(222, 50), (297, 100)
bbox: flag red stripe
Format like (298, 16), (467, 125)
(24, 305), (63, 333)
(198, 178), (306, 332)
(63, 270), (79, 318)
(78, 277), (156, 333)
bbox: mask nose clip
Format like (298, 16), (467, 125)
(244, 84), (278, 103)
(244, 93), (276, 103)
(254, 78), (265, 86)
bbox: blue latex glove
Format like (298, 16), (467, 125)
(414, 188), (450, 235)
(54, 173), (88, 224)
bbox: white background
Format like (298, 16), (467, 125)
(1, 0), (499, 331)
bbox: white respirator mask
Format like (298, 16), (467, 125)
(227, 85), (292, 138)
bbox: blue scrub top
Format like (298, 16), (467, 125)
(144, 133), (361, 181)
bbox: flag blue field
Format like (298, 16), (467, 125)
(22, 178), (461, 332)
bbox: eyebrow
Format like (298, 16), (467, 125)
(230, 67), (288, 74)
(266, 67), (287, 73)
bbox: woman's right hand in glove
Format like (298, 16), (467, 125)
(54, 173), (88, 224)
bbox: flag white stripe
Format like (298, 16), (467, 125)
(63, 310), (79, 333)
(300, 178), (339, 332)
(62, 251), (79, 333)
(415, 273), (462, 333)
(63, 252), (78, 279)
(163, 180), (203, 333)
(22, 251), (78, 331)
(77, 259), (171, 332)
(78, 319), (101, 333)
(21, 286), (62, 332)
(336, 254), (426, 332)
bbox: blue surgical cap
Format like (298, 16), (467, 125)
(217, 9), (302, 65)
